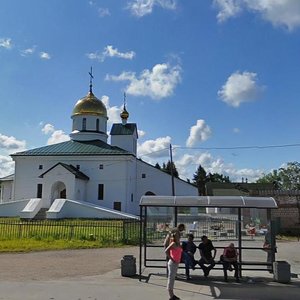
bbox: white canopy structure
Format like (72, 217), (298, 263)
(140, 195), (278, 209)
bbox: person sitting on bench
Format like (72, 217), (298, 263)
(198, 235), (216, 277)
(182, 233), (197, 280)
(221, 242), (240, 282)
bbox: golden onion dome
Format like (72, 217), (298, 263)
(72, 91), (107, 117)
(120, 107), (129, 120)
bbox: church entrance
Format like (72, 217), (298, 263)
(50, 181), (66, 203)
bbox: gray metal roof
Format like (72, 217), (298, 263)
(110, 123), (137, 136)
(11, 140), (131, 157)
(0, 174), (14, 182)
(39, 163), (90, 180)
(140, 195), (278, 209)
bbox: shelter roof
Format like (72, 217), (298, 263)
(139, 195), (278, 209)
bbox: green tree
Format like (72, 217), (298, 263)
(257, 161), (300, 190)
(193, 165), (207, 195)
(193, 166), (231, 195)
(207, 172), (231, 183)
(154, 163), (161, 170)
(162, 160), (179, 178)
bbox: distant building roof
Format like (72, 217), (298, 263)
(39, 162), (89, 180)
(206, 182), (275, 196)
(110, 123), (137, 136)
(11, 140), (131, 157)
(0, 174), (14, 182)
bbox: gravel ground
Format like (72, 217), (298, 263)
(0, 247), (139, 281)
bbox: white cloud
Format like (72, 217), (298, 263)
(175, 151), (263, 182)
(137, 136), (171, 158)
(213, 0), (242, 22)
(101, 95), (123, 126)
(41, 124), (69, 145)
(0, 38), (12, 49)
(138, 130), (146, 138)
(127, 0), (177, 17)
(0, 155), (14, 177)
(106, 63), (181, 100)
(39, 52), (51, 60)
(186, 119), (212, 147)
(98, 7), (111, 17)
(87, 45), (135, 62)
(41, 123), (55, 135)
(20, 46), (36, 56)
(213, 0), (300, 31)
(218, 71), (264, 107)
(0, 133), (26, 152)
(89, 1), (111, 17)
(103, 45), (135, 60)
(233, 127), (240, 133)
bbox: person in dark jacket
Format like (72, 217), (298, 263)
(182, 233), (197, 280)
(198, 235), (216, 277)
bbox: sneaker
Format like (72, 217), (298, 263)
(171, 295), (180, 300)
(186, 276), (191, 281)
(235, 278), (240, 283)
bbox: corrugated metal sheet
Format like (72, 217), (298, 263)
(11, 140), (130, 156)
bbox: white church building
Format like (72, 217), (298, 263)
(0, 81), (197, 219)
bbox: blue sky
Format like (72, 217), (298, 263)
(1, 0), (300, 182)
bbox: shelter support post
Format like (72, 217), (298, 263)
(139, 206), (143, 281)
(238, 207), (242, 277)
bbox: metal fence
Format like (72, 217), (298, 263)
(0, 219), (140, 244)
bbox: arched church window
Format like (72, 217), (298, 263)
(96, 119), (99, 131)
(82, 118), (86, 131)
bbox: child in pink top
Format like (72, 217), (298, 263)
(165, 233), (182, 300)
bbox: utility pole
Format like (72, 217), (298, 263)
(169, 144), (175, 196)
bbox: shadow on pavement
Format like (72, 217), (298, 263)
(136, 272), (300, 300)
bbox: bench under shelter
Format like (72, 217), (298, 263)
(138, 195), (278, 280)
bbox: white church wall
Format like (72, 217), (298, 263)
(84, 157), (130, 211)
(136, 160), (198, 198)
(72, 115), (107, 133)
(0, 199), (30, 216)
(13, 157), (42, 201)
(41, 164), (76, 207)
(111, 135), (137, 155)
(0, 180), (13, 203)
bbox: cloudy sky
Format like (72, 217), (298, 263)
(1, 0), (300, 182)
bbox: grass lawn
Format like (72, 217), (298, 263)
(0, 238), (125, 252)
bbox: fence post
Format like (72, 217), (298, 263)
(69, 225), (74, 240)
(18, 222), (22, 239)
(122, 220), (127, 244)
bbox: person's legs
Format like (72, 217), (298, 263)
(167, 260), (179, 299)
(222, 261), (229, 281)
(198, 258), (208, 276)
(232, 261), (239, 282)
(182, 252), (191, 279)
(206, 259), (215, 276)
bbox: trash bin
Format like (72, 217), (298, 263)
(121, 255), (136, 277)
(273, 261), (291, 283)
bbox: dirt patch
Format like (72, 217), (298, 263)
(0, 247), (139, 281)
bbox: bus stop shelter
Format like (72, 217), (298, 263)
(139, 195), (278, 280)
